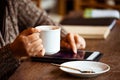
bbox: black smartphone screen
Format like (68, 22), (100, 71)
(31, 49), (103, 64)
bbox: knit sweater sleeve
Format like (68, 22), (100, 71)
(17, 0), (67, 37)
(17, 0), (59, 27)
(0, 44), (20, 80)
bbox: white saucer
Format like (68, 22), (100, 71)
(60, 61), (110, 77)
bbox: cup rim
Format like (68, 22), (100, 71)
(35, 25), (61, 31)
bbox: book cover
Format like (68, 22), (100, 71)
(62, 25), (110, 39)
(84, 9), (120, 19)
(60, 17), (116, 39)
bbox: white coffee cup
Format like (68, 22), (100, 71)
(35, 25), (61, 55)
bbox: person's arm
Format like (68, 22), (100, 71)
(0, 44), (20, 80)
(17, 0), (67, 38)
(0, 27), (44, 80)
(17, 0), (85, 53)
(17, 0), (65, 31)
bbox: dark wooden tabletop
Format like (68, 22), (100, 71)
(9, 22), (120, 80)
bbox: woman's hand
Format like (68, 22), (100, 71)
(10, 28), (45, 57)
(61, 33), (86, 54)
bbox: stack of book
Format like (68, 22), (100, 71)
(60, 17), (117, 39)
(60, 9), (119, 39)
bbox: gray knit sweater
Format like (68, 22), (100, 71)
(0, 0), (66, 79)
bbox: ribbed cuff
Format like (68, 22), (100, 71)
(61, 26), (68, 39)
(0, 44), (20, 80)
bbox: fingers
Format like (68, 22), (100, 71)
(74, 34), (86, 49)
(21, 32), (41, 47)
(21, 28), (45, 57)
(67, 33), (77, 53)
(27, 33), (40, 43)
(61, 33), (86, 54)
(28, 39), (43, 51)
(60, 40), (71, 49)
(21, 28), (41, 36)
(27, 39), (45, 57)
(38, 48), (45, 57)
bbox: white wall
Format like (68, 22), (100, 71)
(41, 0), (57, 10)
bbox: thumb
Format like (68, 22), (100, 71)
(21, 28), (41, 36)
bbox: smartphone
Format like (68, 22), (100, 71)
(31, 49), (103, 64)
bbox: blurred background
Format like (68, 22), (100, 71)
(32, 0), (120, 23)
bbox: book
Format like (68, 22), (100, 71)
(84, 9), (120, 19)
(60, 17), (117, 39)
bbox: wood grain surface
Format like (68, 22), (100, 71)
(9, 22), (120, 80)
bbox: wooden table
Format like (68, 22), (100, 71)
(9, 22), (120, 80)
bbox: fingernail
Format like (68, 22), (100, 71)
(73, 49), (77, 54)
